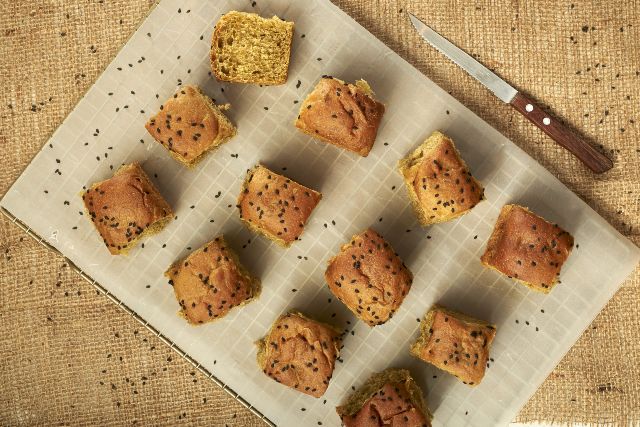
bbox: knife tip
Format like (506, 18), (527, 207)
(406, 11), (421, 27)
(407, 12), (431, 33)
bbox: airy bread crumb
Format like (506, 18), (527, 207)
(210, 11), (293, 85)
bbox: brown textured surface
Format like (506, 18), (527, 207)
(410, 306), (497, 386)
(165, 236), (260, 325)
(82, 162), (173, 255)
(481, 204), (574, 293)
(325, 228), (413, 326)
(295, 77), (386, 156)
(145, 85), (236, 166)
(256, 312), (341, 398)
(399, 131), (485, 225)
(237, 164), (321, 246)
(1, 0), (639, 425)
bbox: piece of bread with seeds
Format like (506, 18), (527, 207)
(481, 204), (574, 293)
(399, 131), (484, 225)
(81, 162), (173, 255)
(294, 76), (385, 156)
(336, 368), (432, 427)
(145, 85), (236, 167)
(210, 11), (294, 85)
(164, 236), (260, 325)
(325, 228), (413, 326)
(237, 164), (321, 247)
(410, 305), (496, 386)
(256, 311), (341, 397)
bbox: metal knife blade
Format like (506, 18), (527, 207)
(408, 12), (518, 103)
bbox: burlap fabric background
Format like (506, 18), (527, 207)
(1, 0), (638, 425)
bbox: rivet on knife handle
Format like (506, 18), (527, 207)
(510, 93), (613, 173)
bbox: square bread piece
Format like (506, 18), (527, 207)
(399, 131), (484, 225)
(336, 368), (432, 427)
(325, 228), (413, 326)
(410, 305), (496, 386)
(295, 76), (385, 156)
(481, 204), (574, 293)
(145, 85), (236, 167)
(164, 236), (260, 325)
(237, 164), (321, 247)
(256, 311), (341, 398)
(81, 162), (173, 255)
(210, 11), (293, 85)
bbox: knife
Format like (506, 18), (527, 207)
(408, 12), (613, 173)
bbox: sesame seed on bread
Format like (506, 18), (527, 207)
(164, 236), (260, 325)
(325, 228), (413, 326)
(145, 85), (236, 167)
(399, 131), (484, 225)
(295, 76), (385, 156)
(410, 305), (496, 386)
(481, 204), (574, 293)
(336, 368), (432, 427)
(81, 162), (173, 255)
(256, 311), (341, 398)
(211, 11), (294, 85)
(237, 164), (321, 247)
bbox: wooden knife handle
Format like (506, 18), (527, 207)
(510, 92), (613, 173)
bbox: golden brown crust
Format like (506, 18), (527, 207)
(145, 85), (236, 167)
(399, 131), (484, 225)
(480, 204), (574, 293)
(325, 228), (413, 326)
(81, 162), (173, 255)
(256, 311), (341, 398)
(336, 368), (432, 427)
(237, 164), (321, 247)
(295, 77), (385, 156)
(410, 305), (496, 386)
(164, 236), (260, 325)
(210, 11), (293, 85)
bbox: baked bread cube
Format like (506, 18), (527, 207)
(411, 305), (496, 386)
(145, 85), (236, 167)
(210, 11), (294, 85)
(237, 164), (321, 246)
(165, 236), (260, 325)
(295, 76), (385, 156)
(81, 162), (173, 255)
(325, 228), (413, 326)
(336, 368), (432, 427)
(399, 131), (484, 225)
(481, 204), (574, 293)
(256, 311), (341, 397)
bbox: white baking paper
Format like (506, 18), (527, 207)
(2, 0), (638, 426)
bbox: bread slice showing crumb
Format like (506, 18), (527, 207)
(211, 11), (294, 85)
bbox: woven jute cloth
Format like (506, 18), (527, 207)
(1, 0), (638, 425)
